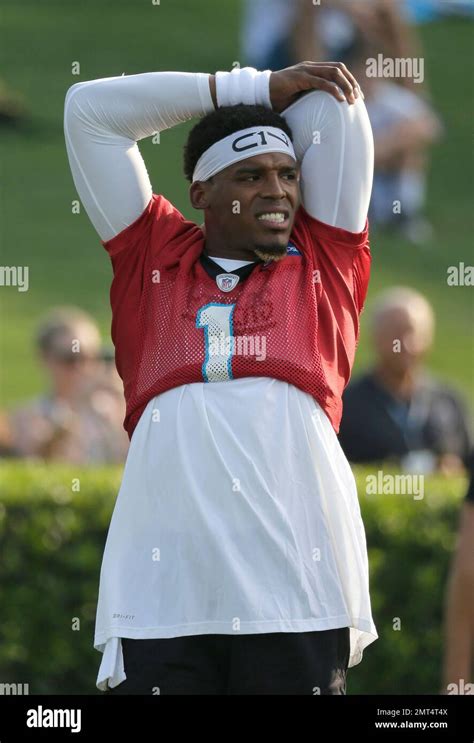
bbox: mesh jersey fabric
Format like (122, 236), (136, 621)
(102, 193), (370, 440)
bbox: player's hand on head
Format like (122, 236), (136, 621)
(269, 62), (362, 113)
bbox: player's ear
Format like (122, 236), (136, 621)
(189, 180), (211, 210)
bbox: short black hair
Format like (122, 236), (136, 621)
(183, 104), (294, 182)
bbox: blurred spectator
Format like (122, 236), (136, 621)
(0, 76), (28, 127)
(303, 0), (425, 90)
(241, 0), (423, 85)
(4, 307), (128, 464)
(0, 411), (15, 456)
(344, 37), (442, 242)
(338, 288), (472, 473)
(241, 0), (309, 71)
(241, 1), (441, 241)
(442, 450), (474, 693)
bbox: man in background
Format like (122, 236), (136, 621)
(338, 287), (472, 473)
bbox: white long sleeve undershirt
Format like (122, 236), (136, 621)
(64, 71), (373, 242)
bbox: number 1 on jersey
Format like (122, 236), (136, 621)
(196, 303), (236, 382)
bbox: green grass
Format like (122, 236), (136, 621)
(0, 1), (473, 407)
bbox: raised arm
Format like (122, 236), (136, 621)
(63, 72), (217, 241)
(283, 90), (374, 232)
(64, 63), (372, 241)
(270, 62), (374, 232)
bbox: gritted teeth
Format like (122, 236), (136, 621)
(257, 212), (287, 223)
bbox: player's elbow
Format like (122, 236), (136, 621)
(338, 95), (375, 170)
(285, 89), (374, 163)
(64, 82), (90, 136)
(64, 81), (88, 110)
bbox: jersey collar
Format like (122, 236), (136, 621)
(199, 252), (260, 283)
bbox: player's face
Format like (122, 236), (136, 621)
(192, 153), (301, 262)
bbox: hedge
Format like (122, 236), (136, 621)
(0, 463), (467, 694)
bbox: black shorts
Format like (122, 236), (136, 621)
(103, 628), (350, 695)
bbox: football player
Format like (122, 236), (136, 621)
(64, 61), (377, 695)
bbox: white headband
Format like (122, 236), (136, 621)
(192, 126), (296, 183)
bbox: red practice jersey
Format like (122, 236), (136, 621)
(102, 194), (371, 439)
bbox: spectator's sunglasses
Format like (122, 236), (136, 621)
(50, 350), (99, 365)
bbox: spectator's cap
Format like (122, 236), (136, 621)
(35, 306), (101, 362)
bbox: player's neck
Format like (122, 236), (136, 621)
(203, 239), (257, 262)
